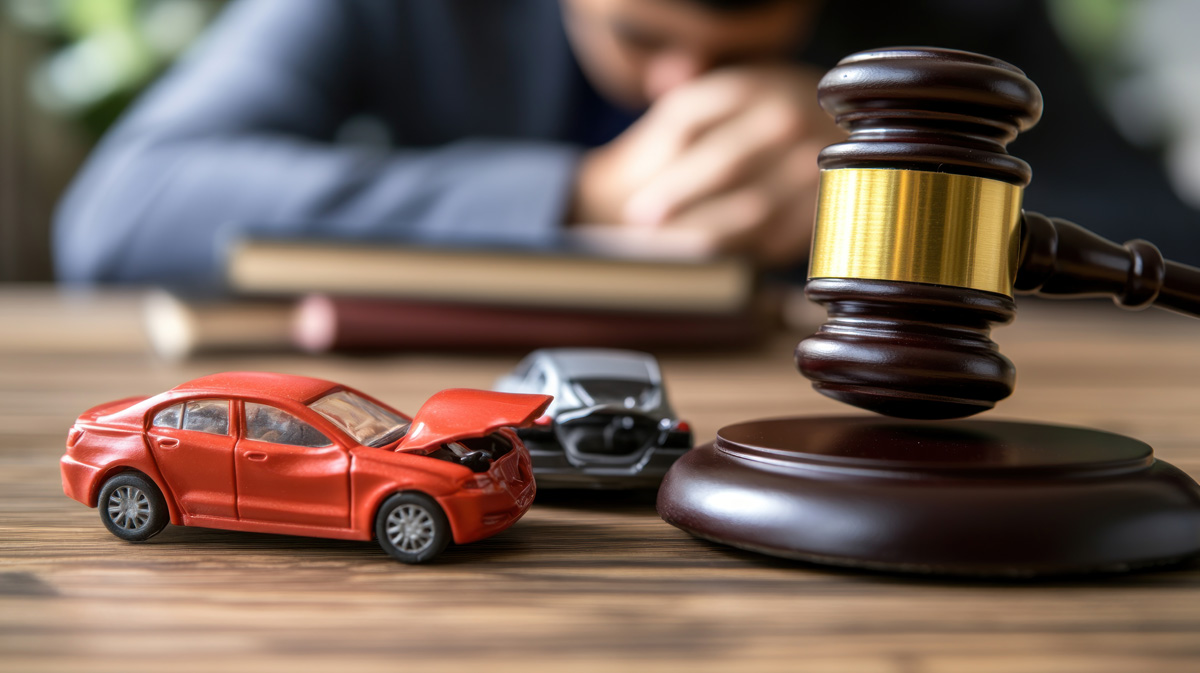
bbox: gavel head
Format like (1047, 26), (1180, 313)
(796, 47), (1044, 420)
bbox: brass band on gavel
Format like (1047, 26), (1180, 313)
(808, 168), (1024, 298)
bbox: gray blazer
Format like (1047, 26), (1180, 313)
(55, 0), (603, 285)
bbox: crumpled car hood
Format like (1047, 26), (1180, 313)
(398, 388), (552, 450)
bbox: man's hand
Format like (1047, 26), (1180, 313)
(570, 65), (845, 267)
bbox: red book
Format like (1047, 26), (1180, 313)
(293, 294), (766, 352)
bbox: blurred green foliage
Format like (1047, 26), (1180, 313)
(4, 0), (223, 137)
(1048, 0), (1133, 85)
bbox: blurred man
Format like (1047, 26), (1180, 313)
(55, 0), (1199, 285)
(563, 0), (838, 266)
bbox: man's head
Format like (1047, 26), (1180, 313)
(561, 0), (820, 109)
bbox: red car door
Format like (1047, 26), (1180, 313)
(234, 401), (350, 529)
(146, 398), (237, 519)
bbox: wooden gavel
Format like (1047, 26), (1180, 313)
(796, 47), (1200, 420)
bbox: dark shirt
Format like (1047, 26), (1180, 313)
(54, 0), (1200, 286)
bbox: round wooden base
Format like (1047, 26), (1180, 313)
(657, 417), (1200, 576)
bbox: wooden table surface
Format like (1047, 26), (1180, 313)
(2, 287), (1199, 672)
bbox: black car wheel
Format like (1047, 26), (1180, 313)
(375, 492), (451, 564)
(98, 472), (170, 542)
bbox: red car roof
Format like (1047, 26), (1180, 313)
(172, 372), (340, 405)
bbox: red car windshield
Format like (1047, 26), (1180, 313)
(310, 390), (410, 447)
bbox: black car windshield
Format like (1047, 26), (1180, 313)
(310, 390), (410, 447)
(573, 379), (656, 407)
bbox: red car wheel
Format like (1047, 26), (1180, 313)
(374, 492), (451, 564)
(98, 473), (169, 542)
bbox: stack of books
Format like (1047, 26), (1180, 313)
(146, 229), (765, 359)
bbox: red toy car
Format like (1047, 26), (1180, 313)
(60, 372), (550, 563)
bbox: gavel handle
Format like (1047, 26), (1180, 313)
(1014, 211), (1200, 318)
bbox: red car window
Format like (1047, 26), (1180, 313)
(244, 403), (331, 448)
(183, 399), (229, 436)
(152, 403), (183, 429)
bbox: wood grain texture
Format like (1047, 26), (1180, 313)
(1, 288), (1199, 672)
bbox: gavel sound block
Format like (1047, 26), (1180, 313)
(657, 48), (1200, 576)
